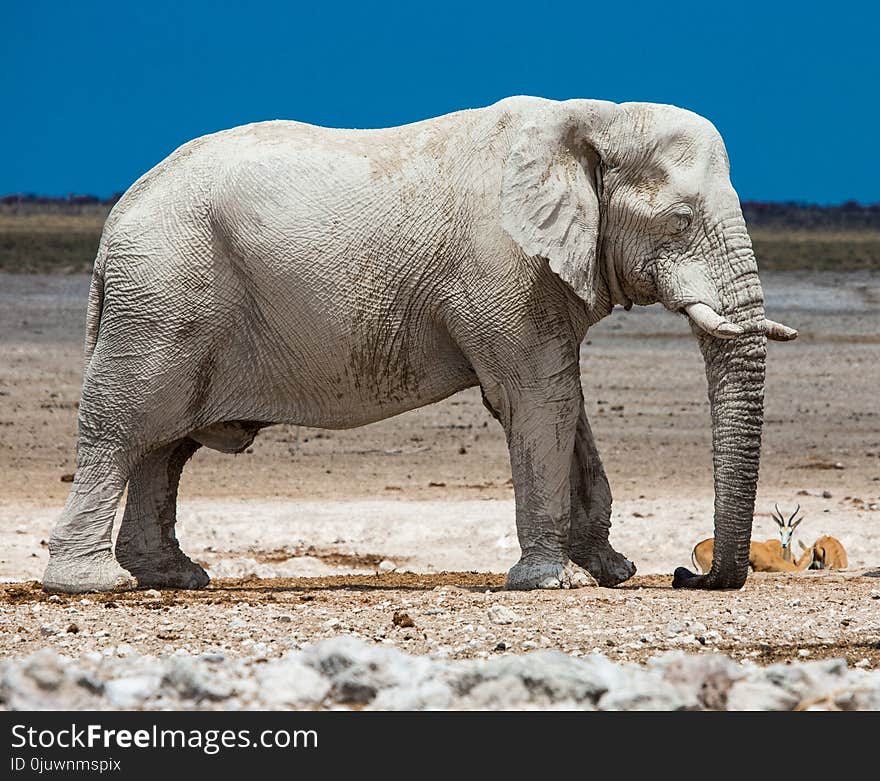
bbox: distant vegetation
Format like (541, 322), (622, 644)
(741, 201), (880, 230)
(1, 194), (878, 274)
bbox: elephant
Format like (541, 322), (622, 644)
(42, 95), (798, 594)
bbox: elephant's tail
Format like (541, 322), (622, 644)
(83, 241), (108, 365)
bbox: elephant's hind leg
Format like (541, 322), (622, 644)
(43, 451), (138, 594)
(115, 438), (209, 589)
(568, 407), (636, 586)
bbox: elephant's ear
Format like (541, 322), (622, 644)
(500, 108), (605, 310)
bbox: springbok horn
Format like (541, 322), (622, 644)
(771, 503), (784, 527)
(684, 303), (744, 339)
(788, 504), (801, 524)
(765, 319), (798, 341)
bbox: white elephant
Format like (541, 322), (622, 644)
(43, 95), (797, 594)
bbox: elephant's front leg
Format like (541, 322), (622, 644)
(567, 407), (636, 586)
(115, 438), (209, 589)
(484, 375), (596, 590)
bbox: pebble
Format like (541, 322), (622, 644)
(487, 604), (522, 625)
(392, 611), (415, 628)
(378, 559), (397, 572)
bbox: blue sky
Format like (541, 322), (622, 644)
(1, 1), (877, 203)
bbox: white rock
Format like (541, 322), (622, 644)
(143, 589), (162, 600)
(105, 676), (161, 708)
(378, 559), (397, 572)
(257, 657), (330, 707)
(670, 633), (699, 647)
(598, 676), (696, 711)
(649, 652), (744, 710)
(163, 657), (234, 701)
(487, 604), (521, 625)
(23, 648), (66, 691)
(302, 635), (433, 705)
(370, 680), (454, 710)
(0, 650), (98, 710)
(453, 650), (620, 705)
(462, 675), (533, 709)
(726, 680), (799, 711)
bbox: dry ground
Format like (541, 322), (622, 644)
(3, 573), (880, 670)
(1, 270), (879, 667)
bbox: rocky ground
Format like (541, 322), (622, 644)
(1, 270), (879, 709)
(3, 597), (880, 710)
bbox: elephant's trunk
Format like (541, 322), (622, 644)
(673, 225), (767, 589)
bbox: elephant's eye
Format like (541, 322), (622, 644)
(668, 205), (694, 235)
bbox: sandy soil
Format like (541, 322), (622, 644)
(1, 270), (879, 667)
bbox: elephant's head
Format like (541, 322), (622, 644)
(500, 97), (797, 589)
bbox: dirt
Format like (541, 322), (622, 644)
(1, 270), (879, 668)
(3, 573), (880, 669)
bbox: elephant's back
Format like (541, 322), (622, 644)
(103, 107), (488, 248)
(129, 107), (481, 186)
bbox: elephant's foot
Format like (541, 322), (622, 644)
(572, 545), (636, 587)
(506, 559), (597, 590)
(116, 547), (210, 590)
(43, 552), (138, 594)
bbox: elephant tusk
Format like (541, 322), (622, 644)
(684, 302), (744, 340)
(764, 318), (798, 341)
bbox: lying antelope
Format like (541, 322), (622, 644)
(799, 535), (848, 570)
(691, 538), (814, 574)
(692, 504), (812, 574)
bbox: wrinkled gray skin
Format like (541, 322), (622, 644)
(43, 96), (796, 594)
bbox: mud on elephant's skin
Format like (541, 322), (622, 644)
(42, 96), (797, 594)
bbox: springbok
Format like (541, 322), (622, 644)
(691, 538), (814, 574)
(799, 536), (848, 570)
(691, 504), (811, 574)
(770, 504), (805, 562)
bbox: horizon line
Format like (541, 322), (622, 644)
(2, 193), (879, 210)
